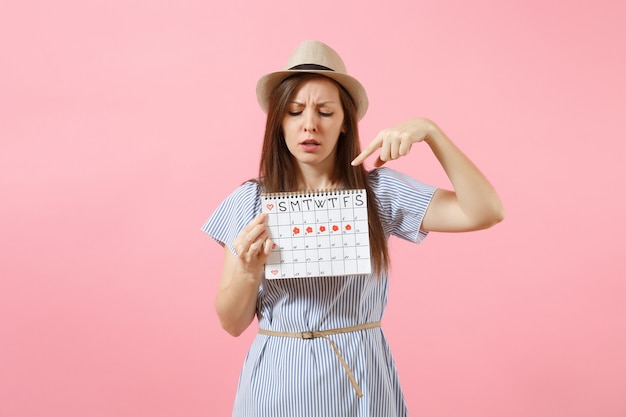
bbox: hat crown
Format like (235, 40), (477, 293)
(283, 40), (347, 74)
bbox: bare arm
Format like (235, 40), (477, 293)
(352, 118), (504, 232)
(215, 213), (273, 336)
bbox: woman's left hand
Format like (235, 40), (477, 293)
(351, 118), (438, 167)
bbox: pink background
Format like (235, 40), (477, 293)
(1, 1), (625, 416)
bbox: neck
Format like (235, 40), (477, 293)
(294, 165), (337, 190)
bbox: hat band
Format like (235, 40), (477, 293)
(289, 64), (334, 71)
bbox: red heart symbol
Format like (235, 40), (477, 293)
(271, 269), (278, 275)
(266, 204), (274, 211)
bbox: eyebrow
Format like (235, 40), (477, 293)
(289, 101), (337, 106)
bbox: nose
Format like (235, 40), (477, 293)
(303, 110), (317, 133)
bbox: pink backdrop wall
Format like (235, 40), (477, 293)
(1, 1), (625, 416)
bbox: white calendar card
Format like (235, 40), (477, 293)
(261, 189), (371, 279)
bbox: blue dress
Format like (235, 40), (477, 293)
(202, 167), (436, 417)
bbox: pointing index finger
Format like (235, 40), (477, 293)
(351, 139), (381, 166)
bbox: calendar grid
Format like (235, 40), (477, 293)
(262, 189), (371, 279)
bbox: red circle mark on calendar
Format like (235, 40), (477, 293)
(293, 227), (300, 235)
(332, 225), (339, 232)
(345, 224), (352, 231)
(306, 226), (313, 233)
(319, 226), (326, 232)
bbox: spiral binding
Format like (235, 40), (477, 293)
(261, 189), (365, 199)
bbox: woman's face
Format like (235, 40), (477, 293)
(281, 77), (345, 171)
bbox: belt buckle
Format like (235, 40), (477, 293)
(301, 331), (314, 339)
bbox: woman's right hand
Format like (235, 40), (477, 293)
(232, 212), (274, 273)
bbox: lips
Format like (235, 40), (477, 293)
(300, 139), (321, 152)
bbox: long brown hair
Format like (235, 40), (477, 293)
(258, 73), (389, 275)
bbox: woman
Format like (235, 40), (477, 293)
(202, 40), (504, 417)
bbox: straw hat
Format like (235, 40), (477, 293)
(256, 40), (369, 120)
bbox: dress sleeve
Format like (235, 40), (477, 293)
(200, 181), (261, 255)
(369, 167), (437, 244)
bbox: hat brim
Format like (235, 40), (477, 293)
(256, 70), (369, 121)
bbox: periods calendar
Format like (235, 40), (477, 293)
(261, 189), (371, 279)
